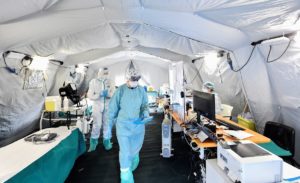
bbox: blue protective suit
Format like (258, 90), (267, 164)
(108, 84), (149, 169)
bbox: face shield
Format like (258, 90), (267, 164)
(98, 67), (109, 79)
(126, 61), (141, 81)
(126, 61), (141, 88)
(202, 81), (215, 93)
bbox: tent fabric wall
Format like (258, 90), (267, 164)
(259, 39), (300, 162)
(183, 57), (245, 116)
(0, 62), (58, 147)
(0, 0), (300, 161)
(50, 54), (170, 96)
(169, 62), (184, 106)
(87, 56), (169, 90)
(233, 38), (300, 162)
(233, 46), (280, 132)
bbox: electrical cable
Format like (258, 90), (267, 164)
(2, 51), (16, 73)
(184, 60), (204, 85)
(183, 132), (200, 153)
(49, 61), (69, 68)
(266, 40), (291, 63)
(229, 45), (256, 72)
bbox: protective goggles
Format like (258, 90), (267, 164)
(129, 75), (141, 81)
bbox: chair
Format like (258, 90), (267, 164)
(263, 121), (299, 167)
(220, 104), (233, 119)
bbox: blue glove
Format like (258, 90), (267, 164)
(100, 89), (108, 97)
(133, 116), (153, 125)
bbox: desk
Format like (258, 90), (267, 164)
(0, 127), (86, 183)
(170, 112), (270, 148)
(170, 111), (295, 182)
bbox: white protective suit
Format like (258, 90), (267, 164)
(214, 93), (222, 115)
(66, 65), (86, 86)
(202, 81), (222, 115)
(87, 68), (115, 140)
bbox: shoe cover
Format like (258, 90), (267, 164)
(88, 138), (98, 152)
(121, 169), (134, 183)
(103, 138), (113, 150)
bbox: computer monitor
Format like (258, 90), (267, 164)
(193, 90), (215, 121)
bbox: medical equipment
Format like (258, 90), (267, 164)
(161, 114), (172, 158)
(59, 83), (81, 107)
(217, 140), (283, 183)
(24, 132), (57, 144)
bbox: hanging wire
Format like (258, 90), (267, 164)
(229, 45), (256, 72)
(266, 39), (292, 63)
(184, 59), (204, 85)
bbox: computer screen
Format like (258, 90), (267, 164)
(147, 91), (158, 104)
(193, 90), (215, 121)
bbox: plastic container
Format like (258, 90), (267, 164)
(76, 117), (90, 134)
(237, 115), (256, 131)
(45, 96), (61, 111)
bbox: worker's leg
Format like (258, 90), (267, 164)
(88, 103), (102, 152)
(130, 130), (145, 171)
(102, 103), (113, 150)
(117, 135), (134, 183)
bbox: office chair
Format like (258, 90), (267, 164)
(263, 121), (300, 167)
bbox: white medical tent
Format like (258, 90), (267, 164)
(1, 0), (300, 164)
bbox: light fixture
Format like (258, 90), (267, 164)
(294, 31), (300, 43)
(5, 51), (27, 60)
(204, 52), (220, 75)
(29, 56), (49, 70)
(217, 50), (225, 57)
(75, 64), (88, 74)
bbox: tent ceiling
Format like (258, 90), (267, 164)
(87, 50), (172, 69)
(1, 0), (299, 64)
(63, 46), (189, 66)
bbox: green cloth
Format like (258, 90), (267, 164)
(258, 141), (292, 156)
(6, 128), (86, 183)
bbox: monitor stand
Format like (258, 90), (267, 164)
(196, 112), (218, 142)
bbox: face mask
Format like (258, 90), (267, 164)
(202, 87), (209, 93)
(128, 81), (138, 88)
(102, 74), (108, 80)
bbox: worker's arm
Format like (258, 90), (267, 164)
(108, 86), (121, 125)
(87, 79), (100, 100)
(108, 79), (115, 98)
(140, 87), (149, 118)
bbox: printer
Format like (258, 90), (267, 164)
(217, 140), (283, 183)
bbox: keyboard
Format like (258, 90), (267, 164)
(215, 119), (245, 131)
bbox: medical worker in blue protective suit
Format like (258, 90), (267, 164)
(108, 62), (153, 183)
(87, 67), (115, 152)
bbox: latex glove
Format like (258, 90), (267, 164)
(133, 116), (153, 125)
(100, 89), (109, 97)
(142, 111), (150, 118)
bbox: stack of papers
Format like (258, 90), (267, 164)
(224, 130), (253, 139)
